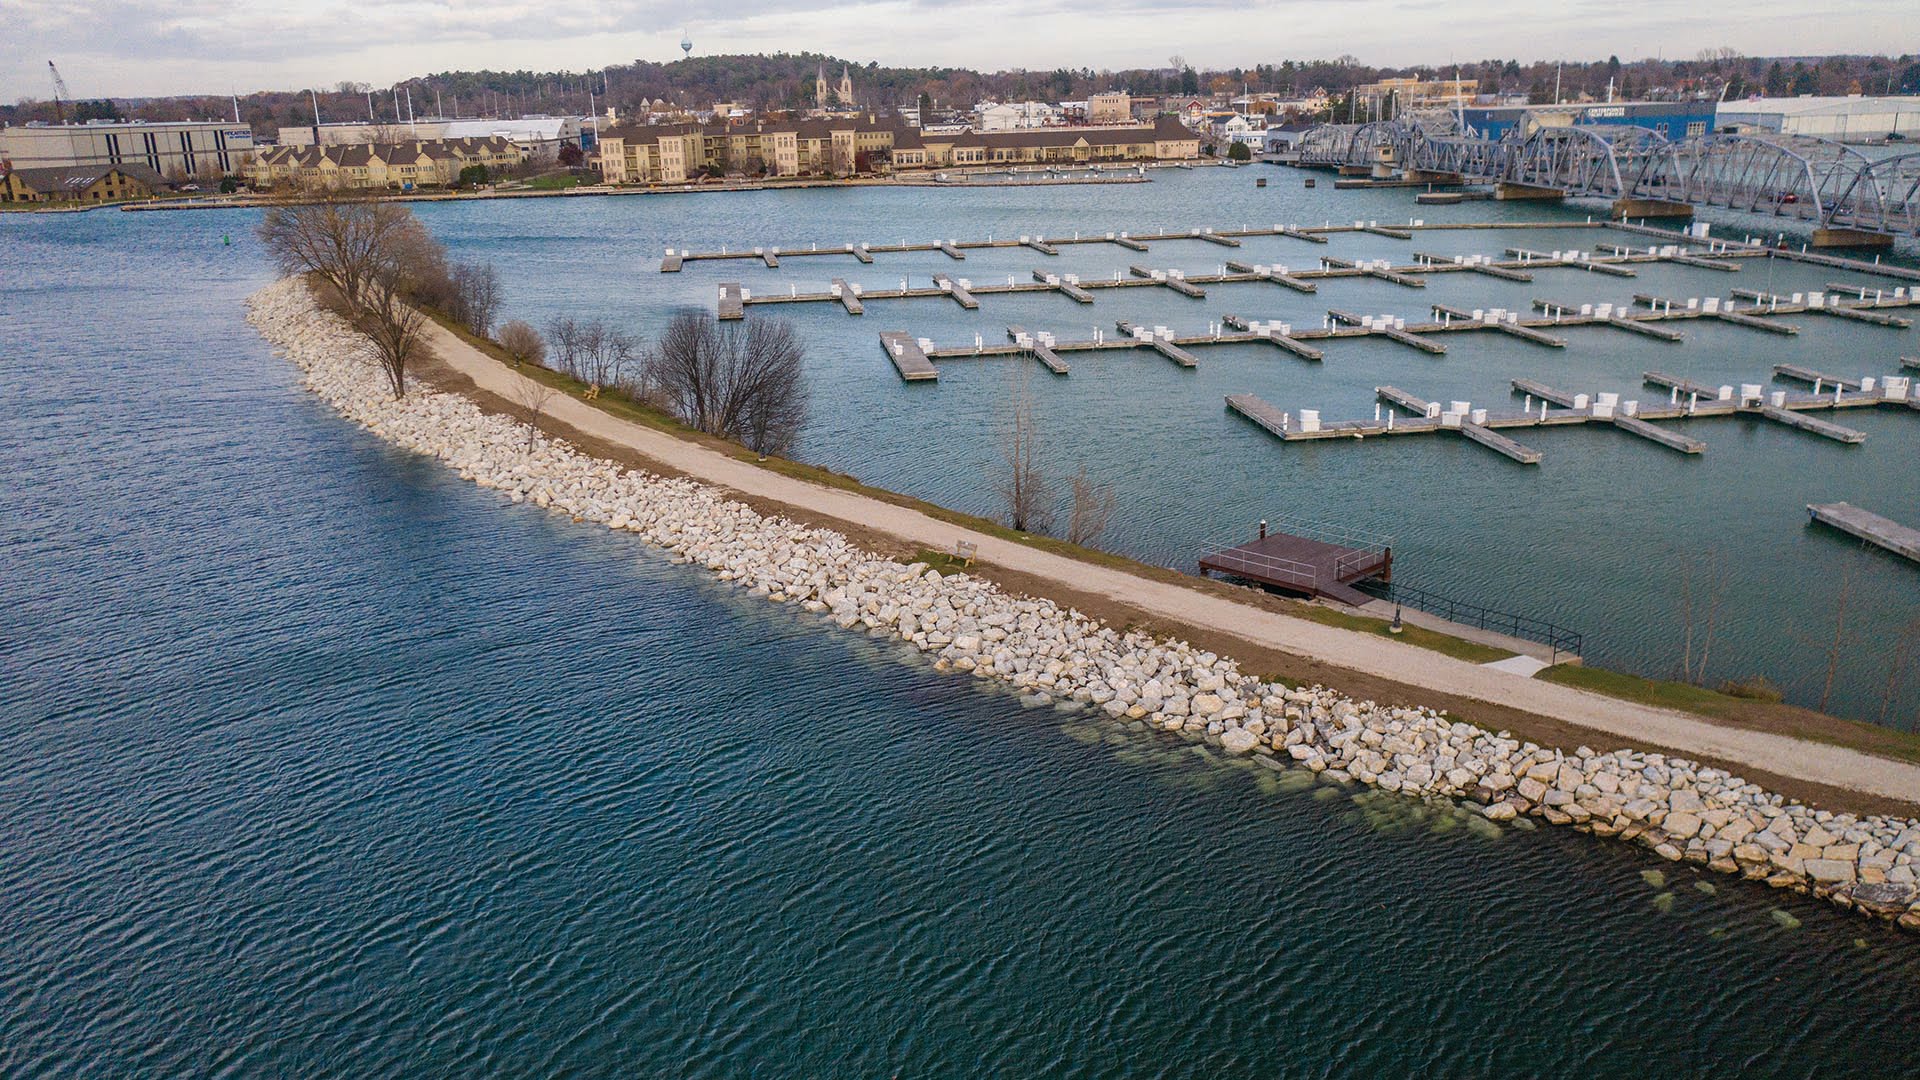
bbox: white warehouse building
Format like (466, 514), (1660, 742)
(0, 120), (255, 177)
(1715, 95), (1920, 142)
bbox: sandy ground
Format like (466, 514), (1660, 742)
(421, 319), (1920, 806)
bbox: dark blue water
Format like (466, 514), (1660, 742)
(4, 207), (1920, 1077)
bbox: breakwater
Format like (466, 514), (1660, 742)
(246, 277), (1920, 933)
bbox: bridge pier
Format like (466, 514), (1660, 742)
(1404, 170), (1463, 185)
(1337, 164), (1372, 176)
(1611, 197), (1694, 220)
(1495, 182), (1565, 201)
(1811, 227), (1895, 250)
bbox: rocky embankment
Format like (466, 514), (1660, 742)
(248, 278), (1920, 933)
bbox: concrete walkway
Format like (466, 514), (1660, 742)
(423, 320), (1920, 804)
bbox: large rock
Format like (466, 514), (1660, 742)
(1804, 859), (1857, 886)
(1220, 728), (1258, 754)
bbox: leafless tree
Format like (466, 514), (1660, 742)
(1880, 617), (1920, 730)
(511, 375), (559, 452)
(1675, 548), (1727, 685)
(449, 263), (503, 336)
(547, 315), (641, 393)
(497, 320), (545, 367)
(648, 312), (810, 456)
(1818, 557), (1860, 713)
(994, 369), (1050, 534)
(257, 193), (422, 308)
(1065, 465), (1117, 547)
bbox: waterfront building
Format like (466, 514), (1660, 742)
(977, 102), (1060, 131)
(0, 162), (163, 203)
(245, 136), (524, 190)
(1088, 92), (1132, 125)
(1353, 77), (1478, 113)
(1461, 101), (1718, 141)
(596, 116), (1199, 182)
(279, 117), (584, 163)
(1716, 95), (1920, 141)
(0, 119), (254, 179)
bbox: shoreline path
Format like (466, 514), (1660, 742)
(420, 319), (1920, 805)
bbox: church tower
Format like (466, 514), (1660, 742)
(837, 66), (855, 107)
(815, 66), (829, 110)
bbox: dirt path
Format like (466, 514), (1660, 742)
(422, 319), (1920, 805)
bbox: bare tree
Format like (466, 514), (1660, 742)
(1818, 557), (1860, 713)
(449, 262), (503, 336)
(1065, 465), (1117, 547)
(994, 369), (1050, 534)
(1675, 548), (1728, 685)
(258, 193), (421, 308)
(648, 313), (810, 455)
(1880, 617), (1920, 730)
(354, 214), (443, 397)
(497, 320), (545, 367)
(547, 315), (640, 394)
(511, 375), (559, 452)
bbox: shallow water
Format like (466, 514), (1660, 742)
(4, 188), (1920, 1076)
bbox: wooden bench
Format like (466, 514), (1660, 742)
(952, 539), (977, 567)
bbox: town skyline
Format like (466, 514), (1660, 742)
(3, 0), (1916, 101)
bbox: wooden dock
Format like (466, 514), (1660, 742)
(853, 245), (874, 264)
(1221, 314), (1324, 360)
(661, 251), (684, 272)
(1612, 413), (1705, 454)
(1023, 237), (1059, 256)
(1195, 230), (1242, 247)
(1773, 364), (1862, 392)
(1117, 321), (1198, 367)
(939, 241), (965, 260)
(830, 279), (864, 315)
(1198, 524), (1391, 606)
(718, 283), (744, 320)
(1113, 235), (1149, 252)
(878, 331), (939, 381)
(1459, 421), (1542, 464)
(1129, 265), (1205, 298)
(1006, 326), (1069, 375)
(1760, 405), (1865, 443)
(930, 273), (979, 310)
(1225, 393), (1293, 437)
(1328, 310), (1445, 354)
(1224, 260), (1317, 293)
(1808, 503), (1920, 564)
(1415, 252), (1532, 282)
(1032, 269), (1093, 303)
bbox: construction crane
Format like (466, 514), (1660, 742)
(48, 61), (72, 124)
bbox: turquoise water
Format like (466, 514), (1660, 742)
(5, 196), (1920, 1075)
(391, 171), (1919, 724)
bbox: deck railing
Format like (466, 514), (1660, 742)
(1198, 542), (1318, 589)
(1357, 580), (1584, 662)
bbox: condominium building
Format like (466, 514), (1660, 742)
(246, 136), (525, 190)
(598, 116), (1200, 183)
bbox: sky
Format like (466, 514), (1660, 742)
(1, 0), (1913, 101)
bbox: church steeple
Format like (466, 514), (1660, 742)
(815, 65), (829, 110)
(837, 66), (855, 108)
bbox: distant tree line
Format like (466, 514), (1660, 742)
(11, 51), (1918, 134)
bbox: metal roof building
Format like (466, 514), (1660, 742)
(1716, 96), (1920, 141)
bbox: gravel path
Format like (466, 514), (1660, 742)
(425, 320), (1920, 804)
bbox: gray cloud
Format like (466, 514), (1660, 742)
(2, 0), (1910, 100)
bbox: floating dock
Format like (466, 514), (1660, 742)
(1006, 326), (1069, 375)
(1221, 367), (1916, 463)
(1130, 265), (1206, 298)
(1328, 310), (1445, 354)
(930, 273), (979, 310)
(830, 279), (864, 315)
(878, 331), (939, 381)
(1808, 502), (1920, 564)
(718, 283), (744, 320)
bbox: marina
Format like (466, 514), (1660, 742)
(1221, 369), (1912, 462)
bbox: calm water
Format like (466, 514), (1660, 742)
(392, 170), (1917, 724)
(4, 202), (1920, 1077)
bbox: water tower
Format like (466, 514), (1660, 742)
(680, 31), (692, 58)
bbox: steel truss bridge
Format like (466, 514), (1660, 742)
(1294, 119), (1920, 242)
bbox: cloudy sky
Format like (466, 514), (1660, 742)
(1, 0), (1909, 100)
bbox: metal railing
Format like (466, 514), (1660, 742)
(1356, 580), (1584, 662)
(1198, 543), (1318, 588)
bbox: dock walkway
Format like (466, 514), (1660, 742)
(1808, 503), (1920, 563)
(878, 331), (939, 381)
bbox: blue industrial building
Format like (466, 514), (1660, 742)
(1460, 101), (1720, 142)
